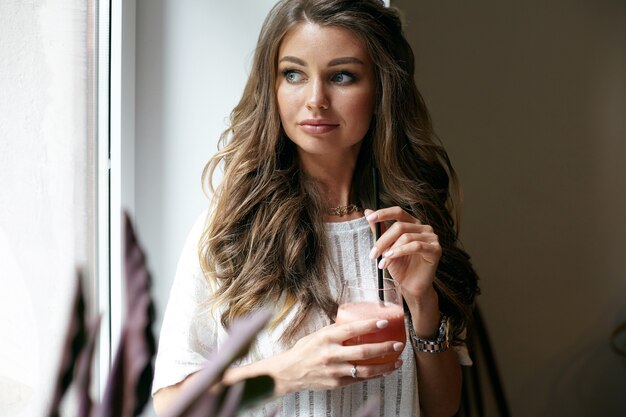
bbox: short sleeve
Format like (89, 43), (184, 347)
(452, 328), (473, 366)
(152, 210), (218, 395)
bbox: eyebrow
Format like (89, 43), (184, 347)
(328, 57), (365, 66)
(278, 56), (365, 67)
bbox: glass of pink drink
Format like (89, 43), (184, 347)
(335, 277), (406, 365)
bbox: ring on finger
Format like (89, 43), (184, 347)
(350, 365), (358, 379)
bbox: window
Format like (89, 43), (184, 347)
(0, 1), (116, 415)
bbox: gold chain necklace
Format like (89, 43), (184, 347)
(328, 203), (362, 217)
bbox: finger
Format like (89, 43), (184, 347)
(365, 206), (419, 225)
(388, 232), (438, 249)
(363, 208), (389, 237)
(378, 241), (442, 269)
(330, 319), (391, 343)
(338, 340), (406, 363)
(338, 359), (403, 382)
(384, 238), (441, 259)
(369, 222), (436, 259)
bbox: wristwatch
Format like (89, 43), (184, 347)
(409, 315), (450, 353)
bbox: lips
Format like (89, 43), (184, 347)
(298, 119), (340, 134)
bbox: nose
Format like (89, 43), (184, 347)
(306, 79), (329, 110)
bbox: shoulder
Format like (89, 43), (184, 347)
(177, 209), (210, 264)
(169, 208), (214, 300)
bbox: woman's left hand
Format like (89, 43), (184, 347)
(364, 207), (442, 299)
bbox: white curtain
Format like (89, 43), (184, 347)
(0, 1), (96, 415)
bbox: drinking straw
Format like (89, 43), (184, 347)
(372, 166), (385, 302)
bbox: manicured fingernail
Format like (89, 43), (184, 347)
(378, 258), (387, 269)
(393, 342), (404, 351)
(366, 212), (378, 221)
(369, 247), (378, 259)
(376, 320), (389, 329)
(383, 250), (393, 258)
(382, 371), (393, 377)
(394, 360), (403, 368)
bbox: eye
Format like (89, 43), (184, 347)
(332, 71), (356, 85)
(282, 69), (304, 84)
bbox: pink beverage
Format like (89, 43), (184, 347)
(336, 301), (406, 365)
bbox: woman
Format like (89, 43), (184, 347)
(152, 0), (479, 416)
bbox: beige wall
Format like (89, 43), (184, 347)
(394, 1), (626, 416)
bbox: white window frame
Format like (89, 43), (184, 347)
(96, 0), (111, 397)
(96, 0), (135, 399)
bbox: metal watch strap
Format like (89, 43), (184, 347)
(409, 315), (450, 353)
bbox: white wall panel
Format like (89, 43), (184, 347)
(135, 0), (279, 383)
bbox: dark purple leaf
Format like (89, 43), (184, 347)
(233, 375), (274, 412)
(173, 384), (223, 417)
(46, 271), (87, 417)
(123, 211), (157, 416)
(216, 381), (244, 417)
(76, 316), (102, 417)
(163, 309), (273, 417)
(95, 329), (127, 417)
(96, 211), (157, 417)
(174, 375), (274, 417)
(217, 375), (274, 417)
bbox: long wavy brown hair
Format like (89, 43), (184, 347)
(200, 0), (479, 344)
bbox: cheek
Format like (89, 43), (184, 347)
(276, 89), (299, 141)
(347, 91), (376, 127)
(276, 88), (295, 122)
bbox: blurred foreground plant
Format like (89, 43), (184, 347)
(47, 212), (275, 417)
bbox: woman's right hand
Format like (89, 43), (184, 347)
(266, 318), (404, 396)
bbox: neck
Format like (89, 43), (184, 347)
(307, 167), (354, 208)
(298, 152), (359, 208)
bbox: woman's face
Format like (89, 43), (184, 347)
(276, 23), (376, 165)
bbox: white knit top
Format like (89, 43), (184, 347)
(152, 211), (470, 416)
